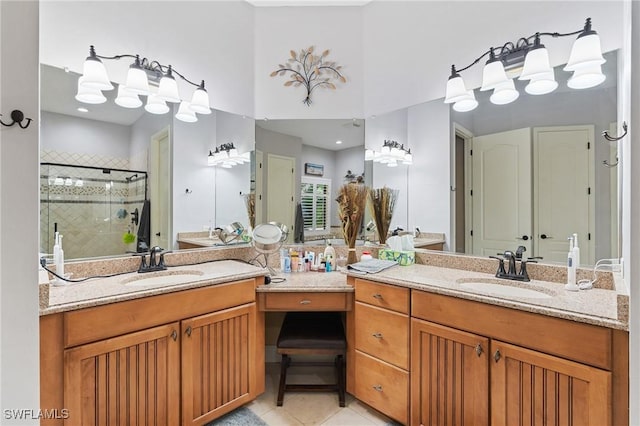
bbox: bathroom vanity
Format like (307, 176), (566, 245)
(39, 252), (628, 426)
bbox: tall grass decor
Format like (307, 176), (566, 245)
(368, 187), (399, 245)
(336, 183), (369, 264)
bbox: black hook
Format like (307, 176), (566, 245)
(0, 110), (32, 129)
(602, 121), (628, 142)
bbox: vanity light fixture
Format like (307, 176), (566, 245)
(77, 45), (211, 122)
(207, 143), (251, 168)
(365, 140), (413, 167)
(445, 18), (606, 112)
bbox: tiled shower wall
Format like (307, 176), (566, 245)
(40, 151), (147, 260)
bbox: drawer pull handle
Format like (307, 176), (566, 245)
(299, 300), (311, 305)
(372, 332), (383, 339)
(475, 343), (483, 357)
(185, 326), (192, 337)
(372, 293), (383, 299)
(372, 385), (383, 392)
(493, 350), (501, 363)
(171, 330), (178, 341)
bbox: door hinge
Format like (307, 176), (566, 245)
(470, 149), (473, 156)
(470, 189), (473, 196)
(470, 230), (473, 236)
(259, 162), (262, 169)
(259, 194), (262, 200)
(291, 196), (294, 202)
(588, 233), (591, 241)
(292, 168), (294, 174)
(588, 187), (591, 195)
(587, 142), (591, 150)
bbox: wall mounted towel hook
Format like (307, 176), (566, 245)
(603, 158), (619, 168)
(602, 121), (628, 142)
(0, 110), (32, 129)
(185, 188), (193, 194)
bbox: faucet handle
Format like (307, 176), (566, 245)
(489, 255), (506, 275)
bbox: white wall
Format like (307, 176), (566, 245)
(41, 111), (131, 158)
(39, 1), (255, 116)
(408, 100), (451, 248)
(362, 1), (624, 117)
(254, 6), (363, 119)
(0, 1), (39, 423)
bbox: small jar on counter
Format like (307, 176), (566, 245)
(361, 251), (373, 261)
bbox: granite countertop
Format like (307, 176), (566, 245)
(40, 260), (267, 316)
(256, 270), (354, 292)
(348, 263), (628, 331)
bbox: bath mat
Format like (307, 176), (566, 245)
(205, 406), (268, 426)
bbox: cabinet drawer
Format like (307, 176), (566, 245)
(355, 350), (408, 425)
(412, 290), (612, 370)
(355, 302), (409, 369)
(258, 291), (353, 311)
(355, 279), (409, 314)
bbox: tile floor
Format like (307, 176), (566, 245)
(245, 363), (399, 426)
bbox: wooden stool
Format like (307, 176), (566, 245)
(276, 312), (346, 407)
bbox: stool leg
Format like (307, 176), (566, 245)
(277, 354), (289, 406)
(336, 355), (345, 407)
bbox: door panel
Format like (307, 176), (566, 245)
(266, 154), (295, 240)
(534, 126), (592, 264)
(472, 128), (532, 257)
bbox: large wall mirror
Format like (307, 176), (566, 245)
(254, 119), (366, 243)
(367, 50), (619, 267)
(40, 64), (254, 260)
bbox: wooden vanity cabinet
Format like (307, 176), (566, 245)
(41, 279), (264, 426)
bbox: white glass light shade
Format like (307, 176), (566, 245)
(387, 160), (398, 168)
(221, 163), (233, 169)
(175, 101), (198, 123)
(190, 87), (211, 114)
(75, 77), (107, 104)
(452, 91), (478, 112)
(564, 34), (605, 72)
(64, 178), (73, 186)
(525, 72), (558, 95)
(481, 60), (509, 91)
(567, 64), (606, 89)
(403, 152), (413, 165)
(81, 58), (114, 91)
(75, 179), (84, 187)
(144, 94), (170, 114)
(157, 75), (181, 103)
(114, 85), (142, 108)
(519, 47), (553, 80)
(207, 153), (215, 166)
(125, 66), (149, 95)
(444, 75), (468, 104)
(54, 177), (64, 186)
(365, 149), (374, 161)
(240, 152), (251, 163)
(490, 80), (520, 105)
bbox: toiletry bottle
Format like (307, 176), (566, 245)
(53, 231), (61, 271)
(57, 234), (65, 278)
(284, 256), (291, 273)
(361, 251), (373, 261)
(565, 236), (578, 291)
(572, 233), (581, 267)
(291, 251), (299, 272)
(325, 256), (332, 272)
(323, 241), (336, 272)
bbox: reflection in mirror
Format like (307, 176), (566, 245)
(254, 119), (365, 243)
(40, 63), (255, 259)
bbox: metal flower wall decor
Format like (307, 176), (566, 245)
(270, 46), (346, 106)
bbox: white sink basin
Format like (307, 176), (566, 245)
(458, 279), (554, 299)
(122, 270), (204, 287)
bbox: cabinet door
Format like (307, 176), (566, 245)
(411, 319), (489, 426)
(64, 322), (180, 426)
(491, 340), (611, 426)
(181, 303), (256, 426)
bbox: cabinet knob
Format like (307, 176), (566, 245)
(493, 350), (501, 363)
(185, 326), (192, 337)
(372, 332), (383, 339)
(299, 300), (311, 305)
(372, 293), (383, 299)
(171, 330), (177, 341)
(372, 385), (383, 392)
(475, 343), (483, 357)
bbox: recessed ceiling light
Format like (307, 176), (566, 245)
(77, 107), (89, 113)
(336, 140), (343, 144)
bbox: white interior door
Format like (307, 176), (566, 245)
(534, 126), (593, 265)
(472, 128), (532, 257)
(149, 127), (171, 250)
(266, 154), (295, 240)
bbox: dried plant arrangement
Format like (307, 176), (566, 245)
(368, 187), (399, 245)
(270, 46), (347, 106)
(244, 193), (256, 229)
(336, 183), (369, 264)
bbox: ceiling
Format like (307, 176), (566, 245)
(256, 118), (364, 151)
(246, 0), (372, 6)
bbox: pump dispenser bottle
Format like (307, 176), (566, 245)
(565, 236), (578, 291)
(572, 233), (581, 267)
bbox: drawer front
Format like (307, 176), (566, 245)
(355, 350), (408, 425)
(259, 291), (352, 311)
(355, 302), (409, 369)
(412, 290), (612, 370)
(355, 279), (409, 314)
(64, 279), (256, 348)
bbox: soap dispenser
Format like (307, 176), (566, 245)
(565, 236), (578, 291)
